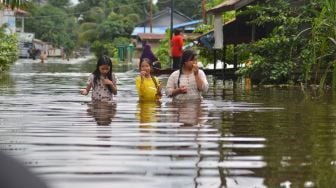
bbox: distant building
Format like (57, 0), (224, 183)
(132, 7), (193, 45)
(132, 7), (201, 57)
(0, 8), (28, 34)
(133, 7), (193, 34)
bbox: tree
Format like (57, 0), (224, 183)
(0, 0), (31, 9)
(75, 0), (144, 57)
(0, 26), (17, 72)
(157, 0), (201, 19)
(47, 0), (70, 8)
(25, 4), (78, 51)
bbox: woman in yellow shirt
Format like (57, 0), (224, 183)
(136, 58), (162, 102)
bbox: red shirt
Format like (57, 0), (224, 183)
(171, 35), (183, 57)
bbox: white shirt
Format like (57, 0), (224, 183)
(166, 70), (208, 102)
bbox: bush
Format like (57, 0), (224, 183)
(0, 33), (18, 72)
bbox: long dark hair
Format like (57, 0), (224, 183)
(139, 58), (160, 93)
(177, 49), (197, 87)
(93, 55), (113, 93)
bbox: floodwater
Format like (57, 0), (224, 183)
(1, 58), (336, 188)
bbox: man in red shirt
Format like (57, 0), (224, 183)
(171, 29), (183, 70)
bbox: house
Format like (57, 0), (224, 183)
(132, 7), (201, 58)
(0, 8), (28, 34)
(195, 0), (264, 70)
(0, 8), (32, 57)
(132, 7), (193, 35)
(132, 7), (193, 46)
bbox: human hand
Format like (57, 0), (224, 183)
(140, 71), (146, 79)
(192, 64), (199, 75)
(179, 85), (188, 93)
(102, 78), (113, 86)
(80, 89), (88, 95)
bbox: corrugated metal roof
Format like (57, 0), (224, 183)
(173, 20), (202, 29)
(131, 27), (167, 36)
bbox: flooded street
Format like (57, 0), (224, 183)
(1, 58), (336, 188)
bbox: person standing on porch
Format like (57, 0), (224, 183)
(171, 29), (184, 70)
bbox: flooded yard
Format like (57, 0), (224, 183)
(1, 58), (336, 188)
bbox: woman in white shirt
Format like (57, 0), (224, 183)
(166, 49), (208, 102)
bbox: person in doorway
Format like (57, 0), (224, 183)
(166, 49), (208, 102)
(136, 58), (162, 103)
(80, 55), (117, 102)
(171, 29), (184, 70)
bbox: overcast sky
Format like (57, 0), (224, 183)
(70, 0), (78, 5)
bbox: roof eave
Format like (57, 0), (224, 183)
(207, 0), (256, 14)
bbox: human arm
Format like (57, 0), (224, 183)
(80, 74), (93, 95)
(80, 83), (92, 95)
(102, 74), (117, 95)
(166, 72), (187, 97)
(178, 36), (183, 52)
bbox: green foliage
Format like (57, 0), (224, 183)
(155, 30), (171, 68)
(76, 0), (141, 58)
(78, 22), (97, 44)
(112, 37), (130, 57)
(47, 0), (70, 8)
(236, 0), (312, 84)
(90, 40), (115, 58)
(86, 7), (105, 23)
(25, 4), (78, 50)
(90, 37), (130, 58)
(194, 24), (213, 33)
(0, 0), (32, 9)
(112, 37), (130, 47)
(0, 31), (18, 72)
(157, 0), (201, 19)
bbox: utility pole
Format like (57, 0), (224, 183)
(170, 0), (174, 41)
(202, 0), (207, 24)
(149, 0), (153, 33)
(170, 0), (174, 66)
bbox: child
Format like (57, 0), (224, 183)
(80, 55), (117, 102)
(166, 49), (208, 102)
(136, 58), (162, 102)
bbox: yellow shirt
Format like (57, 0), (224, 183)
(136, 76), (160, 102)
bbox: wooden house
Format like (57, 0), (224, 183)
(195, 0), (263, 70)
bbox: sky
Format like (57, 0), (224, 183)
(70, 0), (78, 5)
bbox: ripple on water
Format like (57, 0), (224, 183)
(0, 60), (306, 188)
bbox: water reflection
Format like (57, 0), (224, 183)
(86, 102), (117, 126)
(167, 101), (208, 126)
(2, 59), (336, 188)
(136, 102), (160, 123)
(0, 73), (15, 95)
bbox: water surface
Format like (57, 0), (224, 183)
(1, 58), (336, 188)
